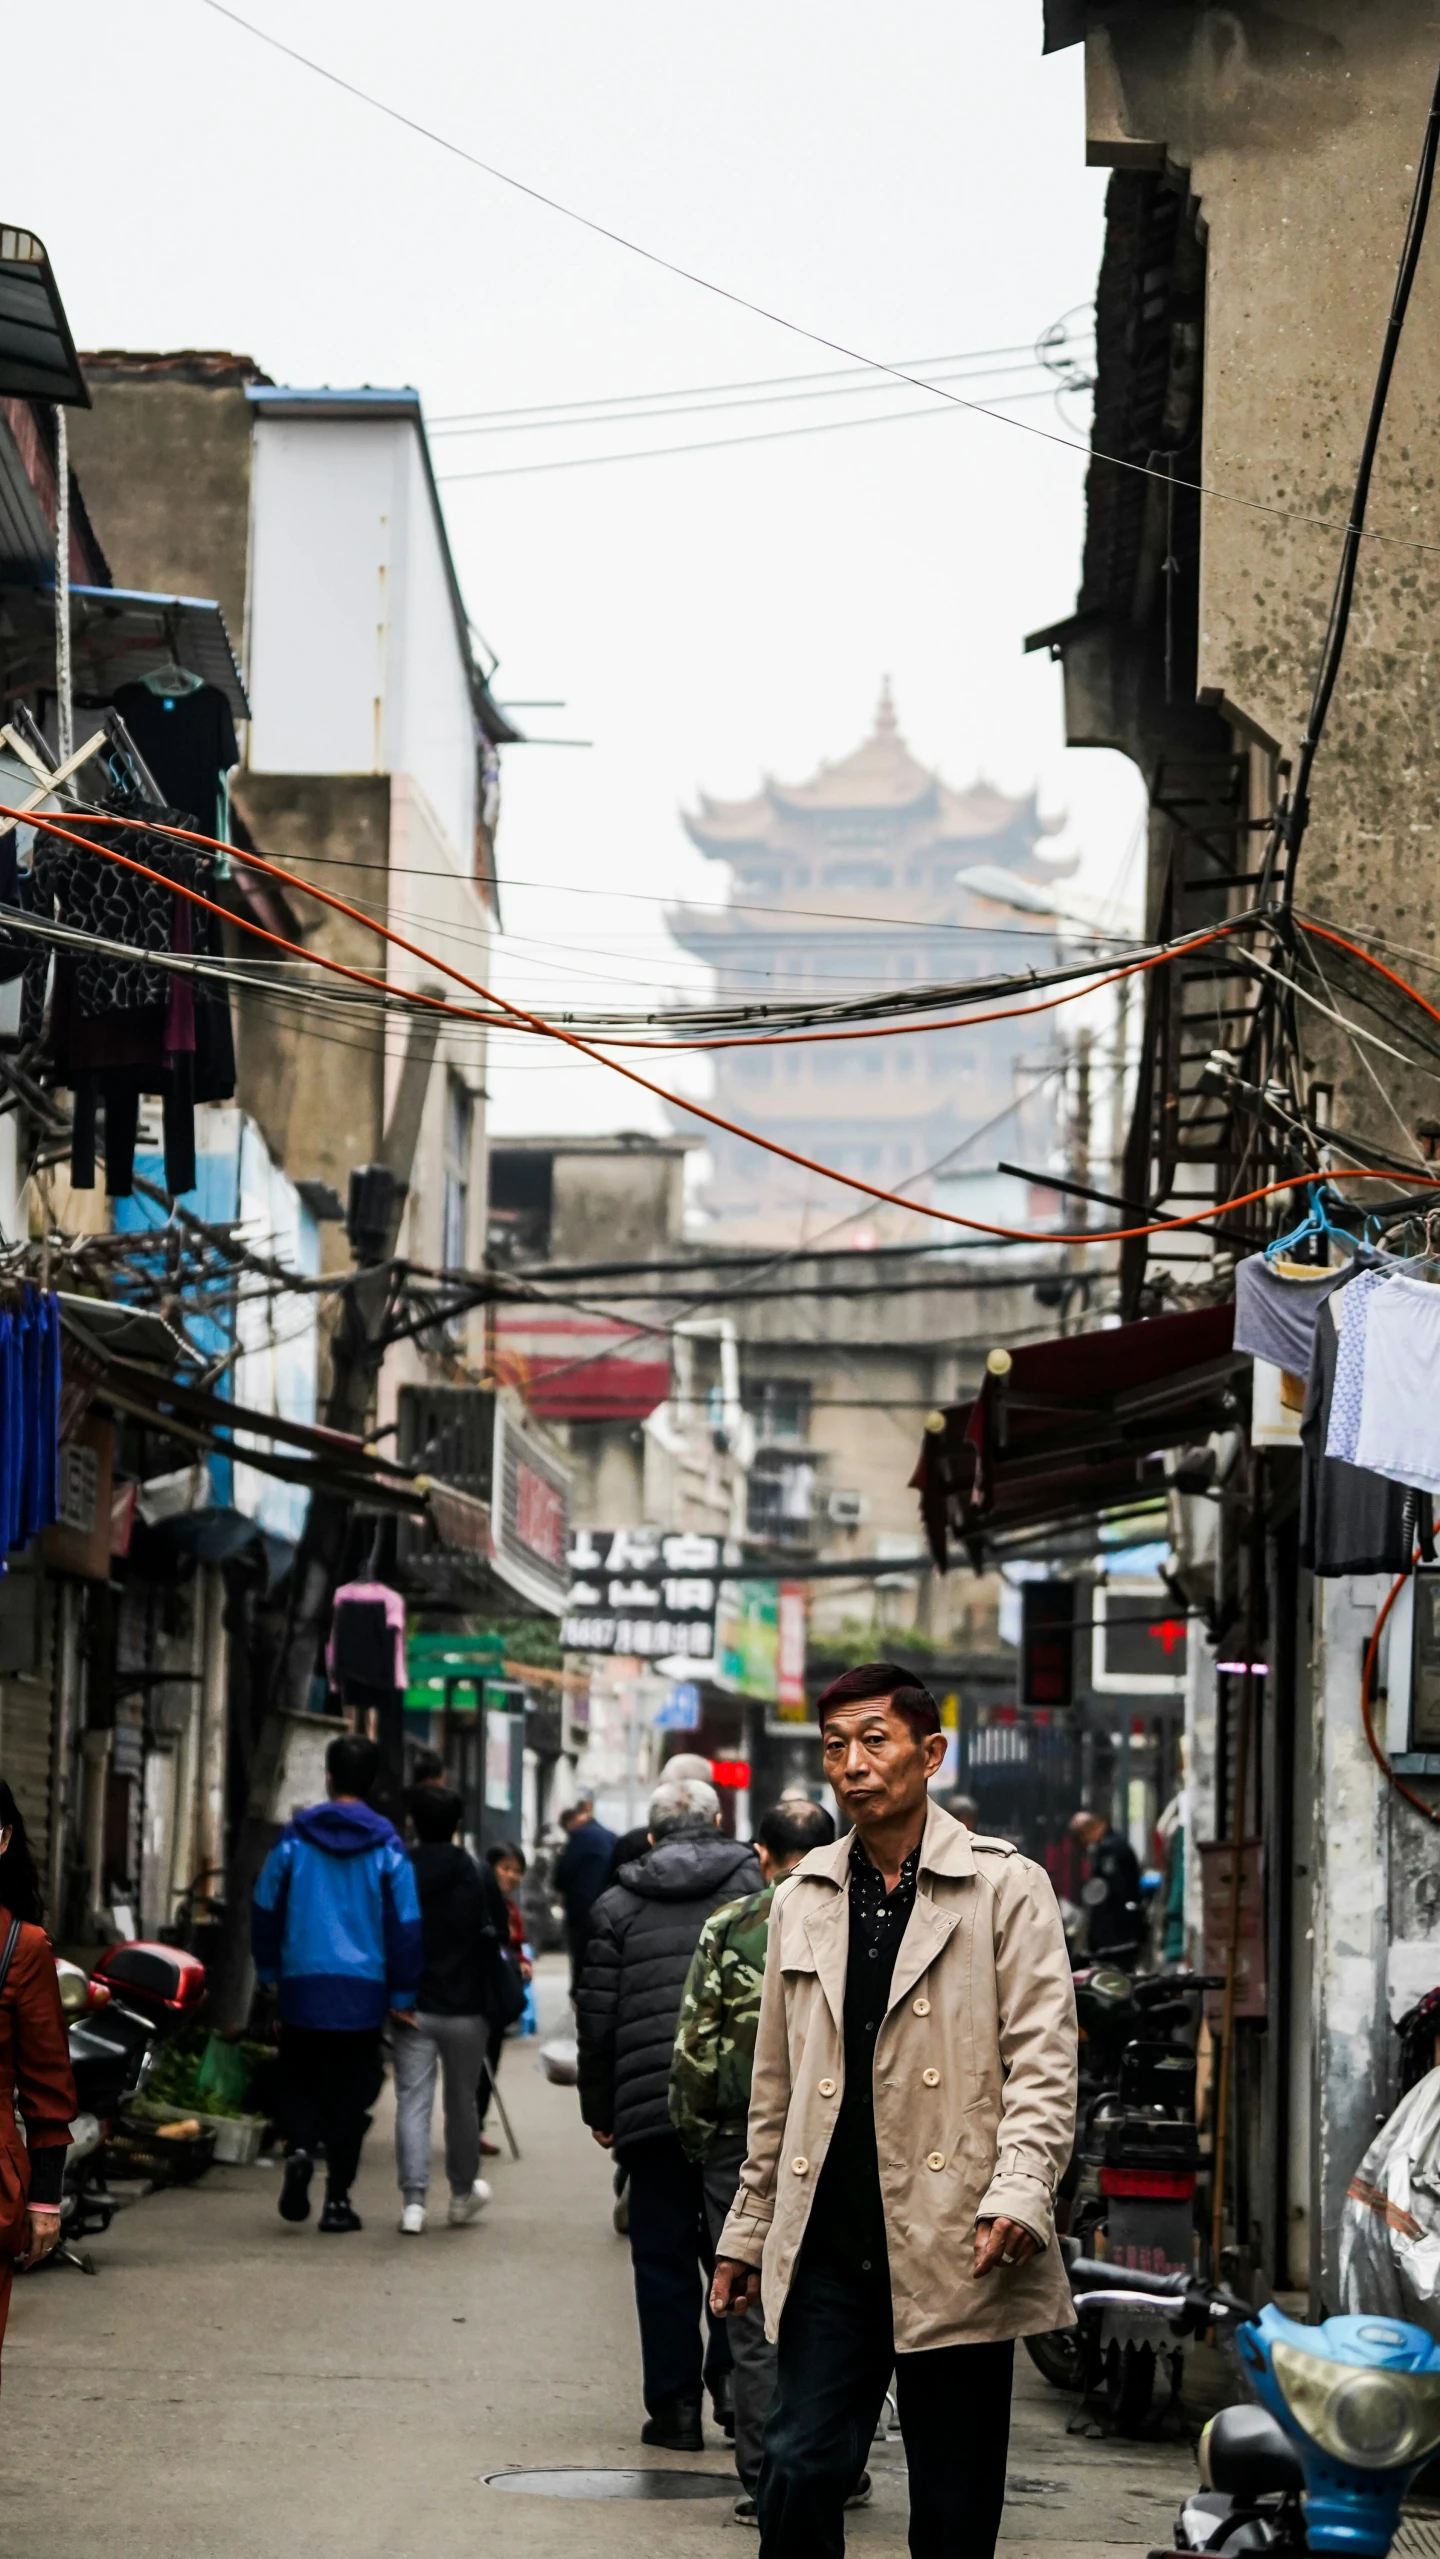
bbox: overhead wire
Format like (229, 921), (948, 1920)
(192, 0), (1440, 565)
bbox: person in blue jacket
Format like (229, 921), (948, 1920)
(253, 1732), (422, 2233)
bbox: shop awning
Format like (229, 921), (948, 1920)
(911, 1302), (1245, 1566)
(0, 229), (88, 406)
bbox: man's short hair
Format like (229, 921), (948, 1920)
(559, 1797), (592, 1827)
(410, 1747), (446, 1786)
(814, 1661), (942, 1739)
(326, 1732), (383, 1800)
(648, 1776), (720, 1835)
(758, 1799), (836, 1861)
(409, 1784), (464, 1844)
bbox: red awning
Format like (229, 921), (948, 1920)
(911, 1302), (1244, 1566)
(492, 1309), (671, 1423)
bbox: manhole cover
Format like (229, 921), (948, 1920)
(486, 2470), (737, 2501)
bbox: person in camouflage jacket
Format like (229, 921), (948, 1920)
(669, 1797), (835, 2516)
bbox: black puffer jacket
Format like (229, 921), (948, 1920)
(576, 1824), (763, 2152)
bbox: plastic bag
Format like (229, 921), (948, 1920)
(1339, 2067), (1440, 2331)
(538, 2036), (578, 2086)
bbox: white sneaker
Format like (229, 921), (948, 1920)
(399, 2202), (426, 2235)
(447, 2181), (490, 2226)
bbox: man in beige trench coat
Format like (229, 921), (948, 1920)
(711, 1662), (1077, 2559)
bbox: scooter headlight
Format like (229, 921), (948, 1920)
(1271, 2341), (1440, 2469)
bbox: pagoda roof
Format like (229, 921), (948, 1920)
(685, 682), (1059, 854)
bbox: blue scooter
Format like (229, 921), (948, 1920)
(1069, 2259), (1440, 2557)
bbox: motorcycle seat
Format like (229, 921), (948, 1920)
(1200, 2405), (1304, 2499)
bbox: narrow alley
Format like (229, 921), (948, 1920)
(1, 1963), (1196, 2559)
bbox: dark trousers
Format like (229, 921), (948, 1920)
(757, 2255), (1014, 2559)
(276, 2026), (384, 2198)
(623, 2131), (733, 2413)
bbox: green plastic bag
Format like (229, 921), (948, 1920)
(194, 2034), (252, 2111)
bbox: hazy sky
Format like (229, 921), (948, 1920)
(6, 1), (1144, 1165)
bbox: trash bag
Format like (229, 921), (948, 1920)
(538, 2036), (578, 2086)
(1339, 2066), (1440, 2332)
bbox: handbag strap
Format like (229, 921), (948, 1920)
(0, 1916), (23, 1999)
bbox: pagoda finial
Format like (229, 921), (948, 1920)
(875, 675), (898, 738)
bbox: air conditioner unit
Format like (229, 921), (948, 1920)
(827, 1489), (866, 1526)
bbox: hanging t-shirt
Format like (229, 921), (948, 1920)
(1325, 1266), (1395, 1464)
(1353, 1276), (1440, 1497)
(1300, 1297), (1412, 1577)
(110, 683), (238, 837)
(1233, 1251), (1356, 1377)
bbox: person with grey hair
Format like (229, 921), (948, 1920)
(604, 1754), (716, 1887)
(577, 1775), (762, 2452)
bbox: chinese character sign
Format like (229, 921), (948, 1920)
(562, 1528), (721, 1659)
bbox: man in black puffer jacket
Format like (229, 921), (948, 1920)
(577, 1776), (762, 2452)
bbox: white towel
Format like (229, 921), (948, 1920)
(1353, 1274), (1440, 1495)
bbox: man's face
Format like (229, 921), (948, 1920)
(820, 1695), (945, 1832)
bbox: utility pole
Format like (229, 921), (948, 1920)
(1065, 1025), (1093, 1324)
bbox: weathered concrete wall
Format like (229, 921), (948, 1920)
(228, 772), (389, 1277)
(1085, 2), (1440, 1140)
(66, 369), (256, 650)
(550, 1149), (686, 1267)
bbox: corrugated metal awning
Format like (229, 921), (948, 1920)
(0, 228), (88, 405)
(0, 583), (249, 719)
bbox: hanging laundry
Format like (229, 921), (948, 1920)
(1352, 1275), (1440, 1497)
(110, 682), (238, 842)
(327, 1580), (407, 1699)
(1233, 1249), (1357, 1375)
(25, 806), (235, 1199)
(1324, 1266), (1395, 1465)
(0, 1289), (61, 1559)
(1300, 1293), (1413, 1577)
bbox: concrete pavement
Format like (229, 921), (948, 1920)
(0, 1959), (1199, 2559)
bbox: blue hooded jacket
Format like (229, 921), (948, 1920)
(252, 1800), (423, 2031)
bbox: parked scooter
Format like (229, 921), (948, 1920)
(1026, 1967), (1221, 2421)
(1071, 2255), (1440, 2557)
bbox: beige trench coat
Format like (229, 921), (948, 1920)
(716, 1799), (1078, 2351)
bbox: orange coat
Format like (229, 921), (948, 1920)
(0, 1916), (77, 2359)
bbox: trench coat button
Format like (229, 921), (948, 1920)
(926, 2151), (946, 2171)
(818, 2078), (837, 2098)
(922, 2068), (940, 2087)
(790, 2155), (809, 2175)
(913, 1997), (931, 2016)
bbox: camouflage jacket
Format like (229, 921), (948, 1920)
(669, 1882), (775, 2161)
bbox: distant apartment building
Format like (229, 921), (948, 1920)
(671, 686), (1071, 1244)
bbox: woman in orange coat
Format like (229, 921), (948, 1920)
(0, 1781), (76, 2361)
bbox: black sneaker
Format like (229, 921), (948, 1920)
(318, 2194), (363, 2233)
(732, 2496), (758, 2526)
(279, 2151), (313, 2223)
(641, 2393), (704, 2453)
(845, 2473), (872, 2510)
(711, 2371), (736, 2441)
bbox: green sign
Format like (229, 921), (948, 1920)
(715, 1579), (779, 1702)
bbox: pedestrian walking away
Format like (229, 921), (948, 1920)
(0, 1781), (75, 2368)
(1068, 1806), (1144, 1966)
(671, 1794), (837, 2521)
(393, 1785), (504, 2233)
(479, 1841), (532, 2155)
(577, 1775), (762, 2453)
(552, 1797), (617, 1996)
(711, 1662), (1077, 2559)
(252, 1733), (422, 2234)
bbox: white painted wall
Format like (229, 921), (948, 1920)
(246, 411), (478, 875)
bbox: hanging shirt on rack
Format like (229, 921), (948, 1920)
(1234, 1250), (1358, 1377)
(1352, 1275), (1440, 1498)
(1300, 1294), (1413, 1577)
(110, 683), (238, 840)
(1325, 1266), (1395, 1465)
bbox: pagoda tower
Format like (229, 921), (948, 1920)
(671, 687), (1074, 1242)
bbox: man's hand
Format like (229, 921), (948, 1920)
(590, 2128), (614, 2150)
(18, 2211), (62, 2270)
(710, 2256), (762, 2319)
(974, 2216), (1038, 2278)
(389, 2007), (418, 2029)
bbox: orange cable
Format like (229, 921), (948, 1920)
(10, 804), (1438, 1245)
(1361, 1569), (1440, 1828)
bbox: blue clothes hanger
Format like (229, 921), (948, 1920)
(1264, 1181), (1359, 1267)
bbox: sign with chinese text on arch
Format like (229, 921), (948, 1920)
(563, 1526), (721, 1662)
